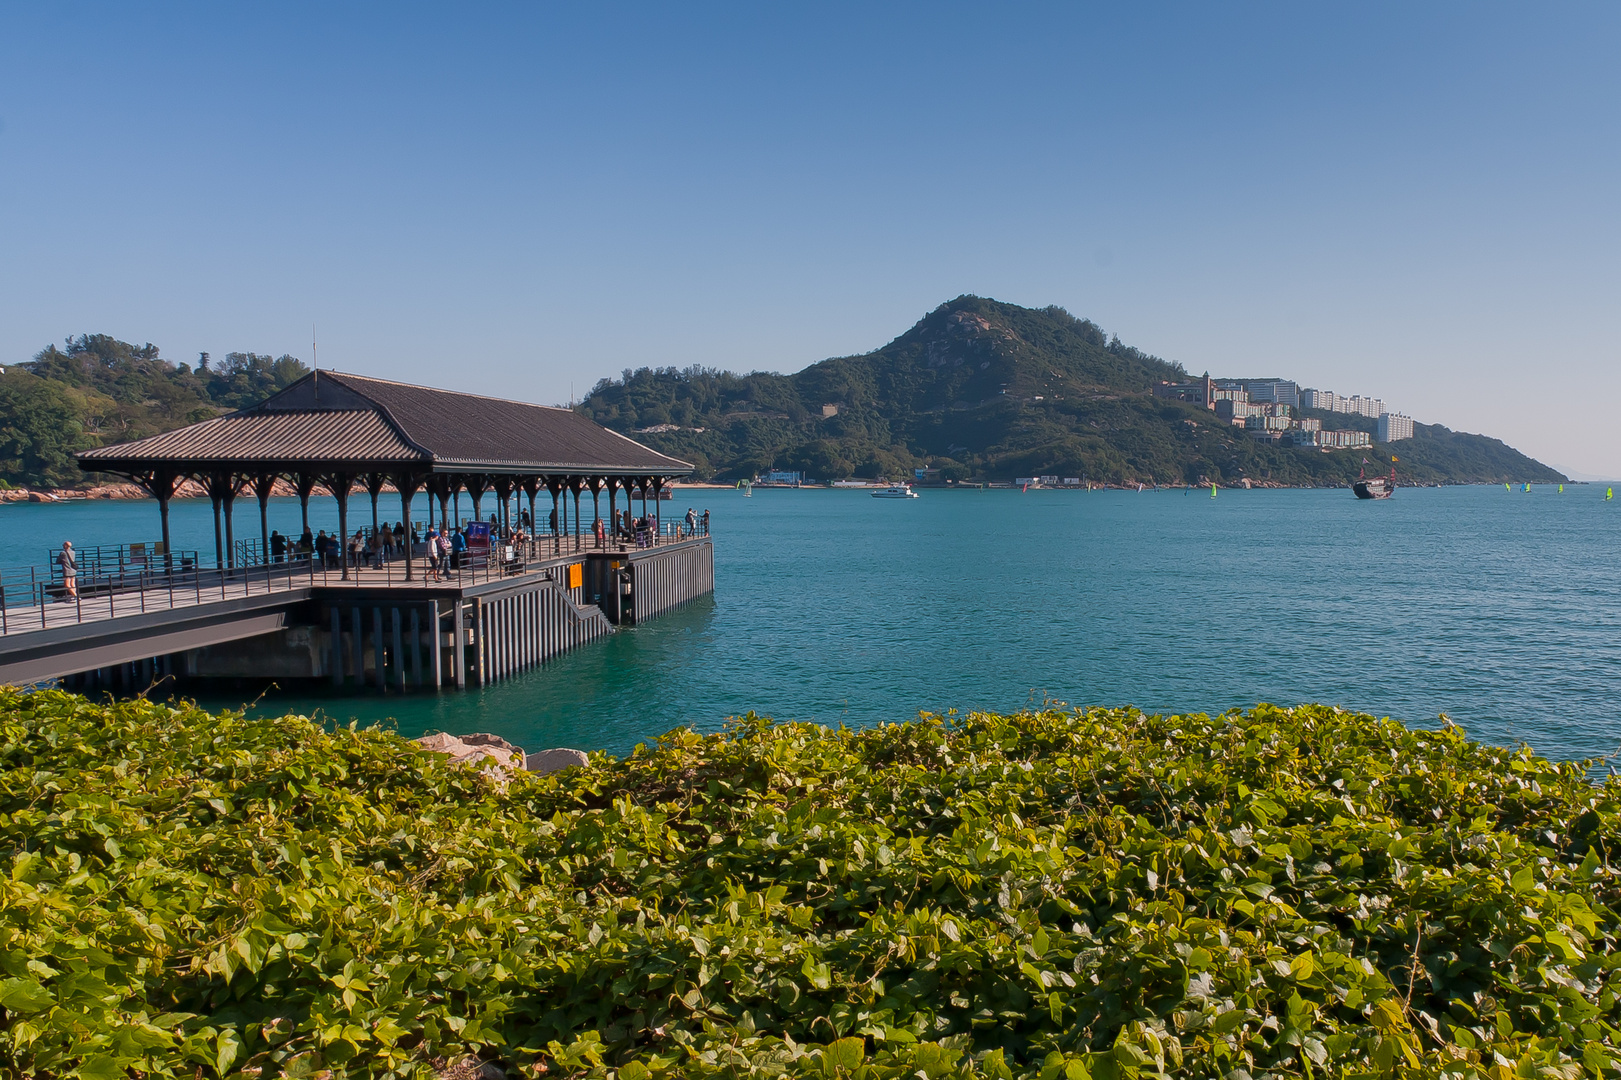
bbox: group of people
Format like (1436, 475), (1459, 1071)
(265, 522), (427, 572)
(49, 505), (714, 599)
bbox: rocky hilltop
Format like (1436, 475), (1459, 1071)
(580, 295), (1564, 486)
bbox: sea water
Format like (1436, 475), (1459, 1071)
(7, 485), (1619, 762)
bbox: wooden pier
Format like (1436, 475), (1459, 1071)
(12, 368), (719, 692)
(13, 539), (714, 691)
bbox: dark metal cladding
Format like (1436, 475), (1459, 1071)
(77, 370), (692, 476)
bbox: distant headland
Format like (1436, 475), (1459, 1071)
(579, 295), (1564, 488)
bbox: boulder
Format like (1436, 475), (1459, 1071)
(524, 748), (589, 776)
(416, 732), (524, 771)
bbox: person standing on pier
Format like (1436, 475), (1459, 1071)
(685, 507), (697, 535)
(270, 530), (286, 563)
(58, 541), (77, 601)
(702, 509), (710, 536)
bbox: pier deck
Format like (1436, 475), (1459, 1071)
(0, 538), (714, 688)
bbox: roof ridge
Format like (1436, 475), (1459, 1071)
(323, 370), (571, 412)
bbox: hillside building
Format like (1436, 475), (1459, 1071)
(1244, 380), (1300, 408)
(1377, 413), (1415, 442)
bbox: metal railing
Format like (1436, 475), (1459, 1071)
(0, 525), (712, 635)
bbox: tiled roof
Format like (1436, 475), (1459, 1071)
(322, 372), (689, 472)
(79, 410), (420, 465)
(78, 371), (692, 477)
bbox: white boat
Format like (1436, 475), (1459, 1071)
(870, 484), (919, 499)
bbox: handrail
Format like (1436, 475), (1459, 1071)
(0, 528), (712, 636)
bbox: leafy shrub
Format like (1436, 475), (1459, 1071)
(2, 693), (1619, 1078)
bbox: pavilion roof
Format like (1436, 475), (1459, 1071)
(78, 370), (692, 477)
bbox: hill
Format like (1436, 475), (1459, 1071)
(0, 335), (308, 488)
(579, 296), (1565, 486)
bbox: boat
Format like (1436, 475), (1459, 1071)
(870, 484), (919, 499)
(1353, 460), (1396, 500)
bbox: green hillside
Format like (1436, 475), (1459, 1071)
(0, 336), (309, 488)
(580, 296), (1564, 487)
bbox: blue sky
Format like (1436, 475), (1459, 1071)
(2, 3), (1618, 475)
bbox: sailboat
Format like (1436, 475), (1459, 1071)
(1353, 459), (1396, 500)
(1209, 483), (1217, 499)
(1607, 487), (1614, 502)
(737, 480), (753, 498)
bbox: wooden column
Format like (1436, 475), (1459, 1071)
(253, 472), (277, 565)
(323, 473), (356, 580)
(365, 472), (388, 540)
(465, 474), (489, 526)
(395, 472), (423, 581)
(296, 472), (317, 534)
(547, 478), (563, 555)
(588, 476), (603, 549)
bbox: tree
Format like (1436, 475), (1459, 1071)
(0, 371), (89, 487)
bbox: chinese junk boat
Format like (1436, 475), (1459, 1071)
(1353, 461), (1396, 500)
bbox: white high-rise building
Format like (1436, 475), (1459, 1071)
(1246, 380), (1300, 408)
(1377, 413), (1415, 442)
(1299, 388), (1337, 411)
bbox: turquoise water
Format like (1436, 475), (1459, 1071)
(7, 486), (1620, 762)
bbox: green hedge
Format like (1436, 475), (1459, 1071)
(2, 692), (1619, 1078)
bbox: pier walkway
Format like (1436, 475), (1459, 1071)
(0, 536), (714, 689)
(9, 368), (716, 691)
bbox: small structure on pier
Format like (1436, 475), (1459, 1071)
(78, 370), (693, 579)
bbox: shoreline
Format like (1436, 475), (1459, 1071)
(4, 477), (1587, 503)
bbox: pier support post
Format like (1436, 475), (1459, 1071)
(392, 607), (405, 692)
(410, 606), (423, 687)
(351, 606), (363, 685)
(373, 607), (385, 691)
(330, 608), (343, 686)
(452, 599), (466, 688)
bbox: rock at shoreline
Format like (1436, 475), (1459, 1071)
(416, 732), (524, 771)
(524, 747), (589, 776)
(416, 733), (589, 779)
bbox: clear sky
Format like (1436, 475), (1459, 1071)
(2, 3), (1617, 476)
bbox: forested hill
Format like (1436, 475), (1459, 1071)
(579, 295), (1565, 486)
(0, 335), (308, 488)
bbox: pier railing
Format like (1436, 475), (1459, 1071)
(0, 525), (711, 635)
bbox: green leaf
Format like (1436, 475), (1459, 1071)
(823, 1036), (865, 1072)
(0, 977), (53, 1014)
(75, 1056), (126, 1080)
